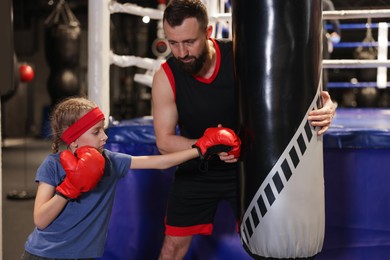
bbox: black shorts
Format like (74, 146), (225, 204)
(165, 163), (239, 236)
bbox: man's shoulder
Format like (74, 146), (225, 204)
(213, 38), (233, 52)
(214, 38), (232, 45)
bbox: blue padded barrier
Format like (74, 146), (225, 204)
(318, 108), (390, 260)
(96, 117), (173, 260)
(324, 108), (390, 149)
(97, 116), (250, 260)
(99, 109), (390, 259)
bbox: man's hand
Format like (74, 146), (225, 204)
(308, 91), (336, 135)
(193, 127), (241, 160)
(218, 152), (239, 163)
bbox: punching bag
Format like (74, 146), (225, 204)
(44, 0), (81, 106)
(232, 0), (325, 258)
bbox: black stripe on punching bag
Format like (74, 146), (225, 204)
(232, 0), (325, 258)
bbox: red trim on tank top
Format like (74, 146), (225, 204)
(161, 38), (220, 99)
(162, 62), (176, 100)
(194, 38), (220, 84)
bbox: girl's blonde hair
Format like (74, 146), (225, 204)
(50, 96), (97, 153)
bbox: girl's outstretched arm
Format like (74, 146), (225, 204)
(130, 148), (199, 169)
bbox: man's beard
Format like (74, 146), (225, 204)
(174, 47), (208, 75)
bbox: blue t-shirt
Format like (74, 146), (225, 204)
(24, 149), (131, 259)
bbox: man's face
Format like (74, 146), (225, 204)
(164, 17), (210, 74)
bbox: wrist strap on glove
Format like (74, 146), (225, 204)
(55, 190), (74, 201)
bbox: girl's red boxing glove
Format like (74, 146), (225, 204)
(56, 146), (105, 200)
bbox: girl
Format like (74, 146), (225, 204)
(22, 97), (239, 260)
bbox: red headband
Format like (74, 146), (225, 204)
(61, 107), (105, 145)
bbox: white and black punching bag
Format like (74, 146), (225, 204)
(232, 0), (325, 258)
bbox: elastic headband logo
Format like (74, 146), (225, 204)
(61, 107), (105, 145)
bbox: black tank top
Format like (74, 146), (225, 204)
(162, 39), (238, 171)
(162, 38), (238, 139)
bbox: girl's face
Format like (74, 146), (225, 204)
(73, 120), (107, 153)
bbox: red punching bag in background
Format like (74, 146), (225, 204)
(232, 0), (325, 258)
(19, 63), (35, 83)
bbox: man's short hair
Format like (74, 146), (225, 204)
(163, 0), (209, 30)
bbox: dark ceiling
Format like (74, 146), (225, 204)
(12, 0), (390, 17)
(12, 0), (390, 29)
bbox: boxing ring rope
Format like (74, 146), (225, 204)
(88, 1), (390, 123)
(323, 9), (390, 20)
(323, 11), (390, 89)
(109, 51), (164, 87)
(109, 2), (163, 19)
(109, 51), (162, 69)
(88, 0), (230, 121)
(322, 60), (390, 69)
(88, 0), (166, 125)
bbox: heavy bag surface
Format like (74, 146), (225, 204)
(44, 0), (81, 68)
(1, 53), (20, 102)
(232, 0), (325, 258)
(47, 68), (80, 105)
(44, 24), (81, 68)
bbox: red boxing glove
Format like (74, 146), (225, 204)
(56, 146), (105, 200)
(193, 127), (241, 160)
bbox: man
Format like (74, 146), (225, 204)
(151, 1), (335, 259)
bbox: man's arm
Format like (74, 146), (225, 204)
(323, 0), (341, 35)
(151, 67), (197, 154)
